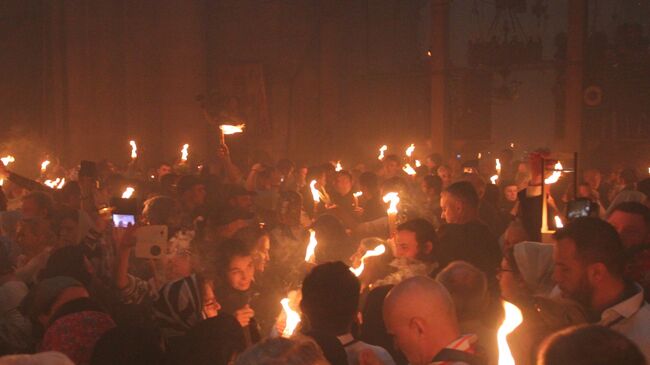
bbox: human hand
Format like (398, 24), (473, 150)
(235, 304), (255, 327)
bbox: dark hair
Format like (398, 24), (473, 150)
(276, 158), (295, 172)
(39, 245), (92, 288)
(235, 337), (328, 365)
(396, 219), (438, 262)
(423, 175), (443, 193)
(312, 215), (356, 264)
(619, 168), (637, 186)
(444, 181), (480, 209)
(554, 217), (626, 277)
(335, 170), (352, 181)
(358, 172), (378, 191)
(91, 326), (165, 365)
(538, 324), (646, 365)
(637, 177), (650, 198)
(173, 314), (246, 365)
(209, 239), (253, 282)
(608, 201), (650, 227)
(234, 225), (268, 252)
(22, 191), (54, 218)
(301, 262), (360, 335)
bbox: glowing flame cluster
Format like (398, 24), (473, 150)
(121, 187), (135, 199)
(280, 298), (301, 338)
(497, 301), (523, 365)
(219, 124), (245, 135)
(554, 215), (564, 229)
(415, 160), (421, 168)
(353, 191), (363, 198)
(490, 175), (499, 185)
(350, 244), (386, 277)
(181, 144), (189, 162)
(304, 229), (318, 263)
(41, 160), (50, 173)
(402, 164), (417, 176)
(544, 162), (563, 185)
(1, 155), (15, 166)
(378, 145), (388, 161)
(335, 161), (343, 172)
(405, 144), (415, 157)
(478, 152), (482, 159)
(383, 192), (400, 215)
(309, 180), (320, 203)
(129, 140), (138, 159)
(44, 178), (66, 189)
(495, 158), (502, 175)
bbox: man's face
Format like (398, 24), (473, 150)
(227, 255), (255, 291)
(385, 160), (400, 177)
(186, 184), (207, 206)
(552, 238), (592, 305)
(334, 175), (352, 196)
(157, 165), (172, 179)
(384, 310), (425, 365)
(58, 218), (79, 246)
(230, 195), (254, 212)
(440, 193), (461, 224)
(395, 230), (421, 259)
(504, 185), (518, 202)
(608, 211), (649, 249)
(21, 198), (42, 219)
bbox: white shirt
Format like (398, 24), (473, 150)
(337, 333), (396, 365)
(599, 284), (650, 362)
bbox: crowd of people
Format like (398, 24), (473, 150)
(0, 143), (649, 365)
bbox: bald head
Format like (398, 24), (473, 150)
(383, 276), (460, 365)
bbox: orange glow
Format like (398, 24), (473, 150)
(490, 175), (499, 185)
(496, 158), (501, 175)
(544, 162), (563, 185)
(309, 180), (320, 203)
(181, 144), (189, 162)
(403, 164), (416, 176)
(41, 160), (50, 173)
(219, 124), (245, 135)
(129, 141), (137, 159)
(121, 187), (135, 199)
(378, 145), (388, 160)
(280, 298), (301, 338)
(304, 229), (317, 263)
(350, 244), (386, 277)
(353, 191), (363, 198)
(405, 144), (415, 157)
(1, 155), (15, 166)
(497, 300), (523, 365)
(383, 192), (400, 215)
(554, 215), (564, 229)
(335, 161), (343, 172)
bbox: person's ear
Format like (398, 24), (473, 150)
(587, 262), (608, 284)
(409, 317), (427, 337)
(423, 241), (433, 255)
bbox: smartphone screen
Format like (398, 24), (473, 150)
(567, 199), (591, 220)
(112, 214), (135, 228)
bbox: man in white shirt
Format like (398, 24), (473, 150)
(553, 217), (650, 361)
(300, 262), (395, 365)
(383, 276), (484, 365)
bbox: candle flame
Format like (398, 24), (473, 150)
(403, 164), (417, 176)
(497, 300), (523, 365)
(335, 161), (343, 172)
(181, 144), (189, 161)
(280, 298), (301, 338)
(219, 124), (245, 135)
(121, 187), (135, 199)
(415, 160), (421, 168)
(405, 144), (415, 157)
(554, 215), (564, 229)
(510, 142), (515, 149)
(478, 152), (482, 159)
(41, 160), (50, 173)
(56, 178), (66, 189)
(304, 229), (318, 263)
(44, 178), (61, 189)
(129, 140), (137, 159)
(353, 191), (363, 198)
(378, 145), (388, 161)
(350, 244), (386, 277)
(1, 155), (15, 166)
(309, 180), (320, 203)
(544, 162), (563, 185)
(383, 192), (400, 215)
(496, 159), (501, 174)
(490, 175), (499, 185)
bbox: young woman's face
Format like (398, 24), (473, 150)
(227, 255), (255, 291)
(253, 236), (271, 272)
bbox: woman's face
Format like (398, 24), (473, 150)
(253, 235), (271, 272)
(497, 258), (522, 302)
(227, 255), (255, 291)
